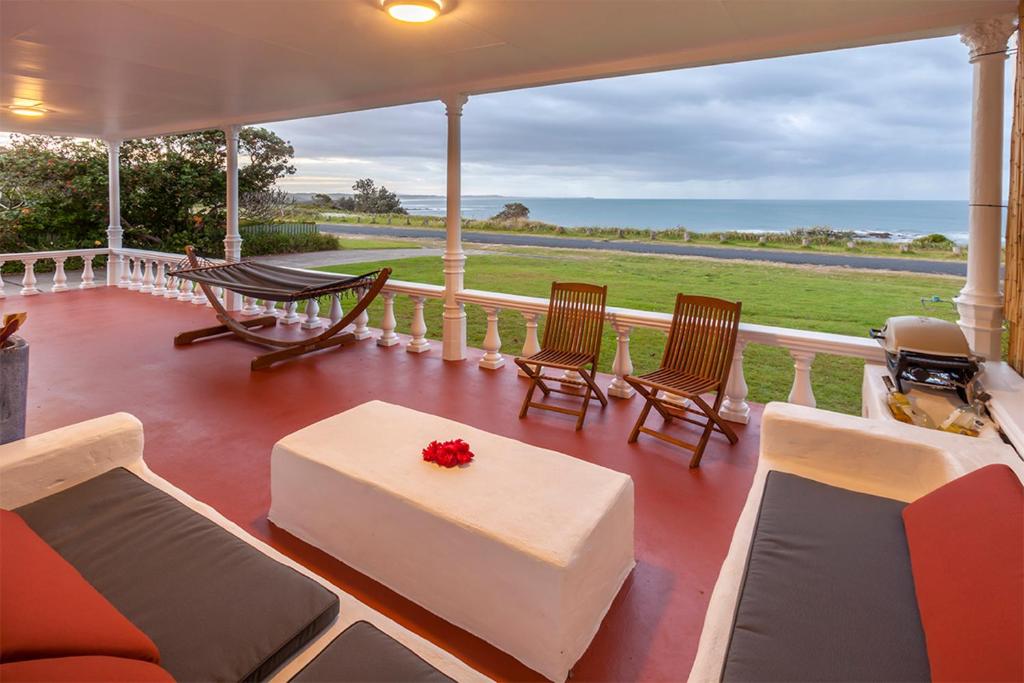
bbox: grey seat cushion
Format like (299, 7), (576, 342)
(721, 471), (929, 682)
(15, 468), (339, 682)
(291, 621), (454, 683)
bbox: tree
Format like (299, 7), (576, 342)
(351, 178), (406, 214)
(310, 193), (334, 207)
(333, 196), (356, 211)
(0, 128), (296, 254)
(241, 188), (294, 223)
(491, 202), (530, 221)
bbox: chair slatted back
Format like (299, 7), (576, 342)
(542, 282), (608, 362)
(662, 294), (742, 384)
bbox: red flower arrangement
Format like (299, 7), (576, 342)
(422, 439), (474, 468)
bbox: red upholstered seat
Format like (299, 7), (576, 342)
(903, 464), (1024, 683)
(0, 656), (173, 682)
(0, 510), (160, 664)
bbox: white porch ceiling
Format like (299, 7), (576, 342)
(0, 0), (1016, 140)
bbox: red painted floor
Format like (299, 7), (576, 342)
(7, 287), (761, 682)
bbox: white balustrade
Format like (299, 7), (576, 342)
(50, 257), (69, 292)
(281, 301), (301, 324)
(139, 259), (155, 293)
(263, 300), (278, 317)
(20, 259), (39, 296)
(328, 294), (344, 326)
(207, 286), (222, 308)
(479, 306), (504, 369)
(787, 350), (817, 407)
(0, 261), (6, 299)
(377, 292), (399, 347)
(518, 311), (541, 377)
(177, 276), (193, 302)
(353, 289), (372, 340)
(608, 324), (635, 398)
(720, 341), (751, 423)
(128, 258), (143, 290)
(407, 296), (431, 353)
(242, 296), (262, 316)
(190, 281), (208, 305)
(118, 255), (132, 288)
(80, 257), (97, 289)
(152, 261), (166, 296)
(164, 273), (180, 298)
(301, 298), (323, 329)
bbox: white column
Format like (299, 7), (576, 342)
(223, 125), (243, 312)
(518, 312), (541, 377)
(479, 306), (504, 369)
(377, 292), (399, 346)
(20, 259), (39, 295)
(954, 16), (1016, 360)
(51, 257), (69, 292)
(720, 341), (751, 424)
(407, 296), (431, 353)
(441, 95), (469, 361)
(608, 323), (635, 398)
(787, 349), (816, 408)
(106, 139), (123, 286)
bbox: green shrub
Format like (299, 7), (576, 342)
(910, 233), (956, 250)
(240, 231), (338, 256)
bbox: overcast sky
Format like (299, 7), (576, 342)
(268, 34), (1016, 201)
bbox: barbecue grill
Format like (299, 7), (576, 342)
(869, 316), (981, 402)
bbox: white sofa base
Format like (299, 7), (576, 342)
(0, 414), (488, 683)
(688, 402), (1024, 682)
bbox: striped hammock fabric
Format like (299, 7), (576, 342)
(170, 260), (381, 303)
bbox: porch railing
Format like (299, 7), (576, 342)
(2, 248), (885, 418)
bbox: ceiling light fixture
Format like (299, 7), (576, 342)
(6, 104), (47, 117)
(382, 0), (442, 23)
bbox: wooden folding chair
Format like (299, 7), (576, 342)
(625, 294), (742, 467)
(514, 282), (609, 430)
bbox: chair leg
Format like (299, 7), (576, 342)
(628, 397), (654, 443)
(576, 386), (593, 430)
(695, 396), (739, 444)
(580, 367), (608, 408)
(689, 418), (717, 468)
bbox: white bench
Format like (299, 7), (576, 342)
(270, 401), (635, 682)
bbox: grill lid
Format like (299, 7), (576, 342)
(871, 316), (971, 358)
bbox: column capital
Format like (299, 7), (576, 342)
(222, 124), (241, 141)
(959, 15), (1016, 62)
(442, 94), (468, 116)
(105, 138), (122, 151)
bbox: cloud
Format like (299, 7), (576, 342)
(265, 35), (1014, 200)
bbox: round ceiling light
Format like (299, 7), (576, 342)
(382, 0), (442, 23)
(6, 104), (47, 117)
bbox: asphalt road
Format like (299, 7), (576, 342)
(319, 223), (971, 277)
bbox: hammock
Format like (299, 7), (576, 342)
(171, 247), (392, 370)
(170, 260), (380, 303)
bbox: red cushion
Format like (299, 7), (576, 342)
(903, 464), (1024, 682)
(0, 510), (160, 664)
(0, 656), (173, 682)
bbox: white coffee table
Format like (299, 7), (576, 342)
(270, 401), (635, 682)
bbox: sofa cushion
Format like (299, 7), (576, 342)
(0, 656), (173, 683)
(0, 509), (160, 664)
(15, 468), (339, 683)
(903, 464), (1024, 683)
(291, 621), (454, 683)
(721, 471), (930, 682)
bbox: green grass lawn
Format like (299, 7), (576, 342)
(318, 249), (967, 415)
(335, 237), (416, 250)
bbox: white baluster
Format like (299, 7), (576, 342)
(607, 324), (635, 398)
(328, 294), (344, 325)
(0, 261), (6, 299)
(139, 259), (155, 293)
(263, 300), (279, 317)
(787, 349), (817, 408)
(151, 261), (166, 295)
(118, 255), (132, 288)
(479, 306), (504, 369)
(353, 288), (372, 340)
(177, 276), (193, 302)
(281, 301), (301, 324)
(20, 259), (39, 296)
(190, 281), (208, 305)
(377, 292), (399, 346)
(164, 273), (180, 298)
(407, 296), (430, 353)
(242, 296), (262, 316)
(301, 298), (323, 329)
(51, 257), (69, 292)
(129, 258), (143, 290)
(80, 257), (96, 289)
(720, 341), (751, 424)
(518, 312), (541, 377)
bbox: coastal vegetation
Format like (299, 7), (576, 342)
(318, 248), (968, 415)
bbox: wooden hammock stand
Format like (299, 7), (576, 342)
(171, 246), (391, 370)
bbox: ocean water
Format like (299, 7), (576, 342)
(398, 196), (981, 243)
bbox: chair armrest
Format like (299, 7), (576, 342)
(0, 413), (144, 509)
(760, 402), (1022, 501)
